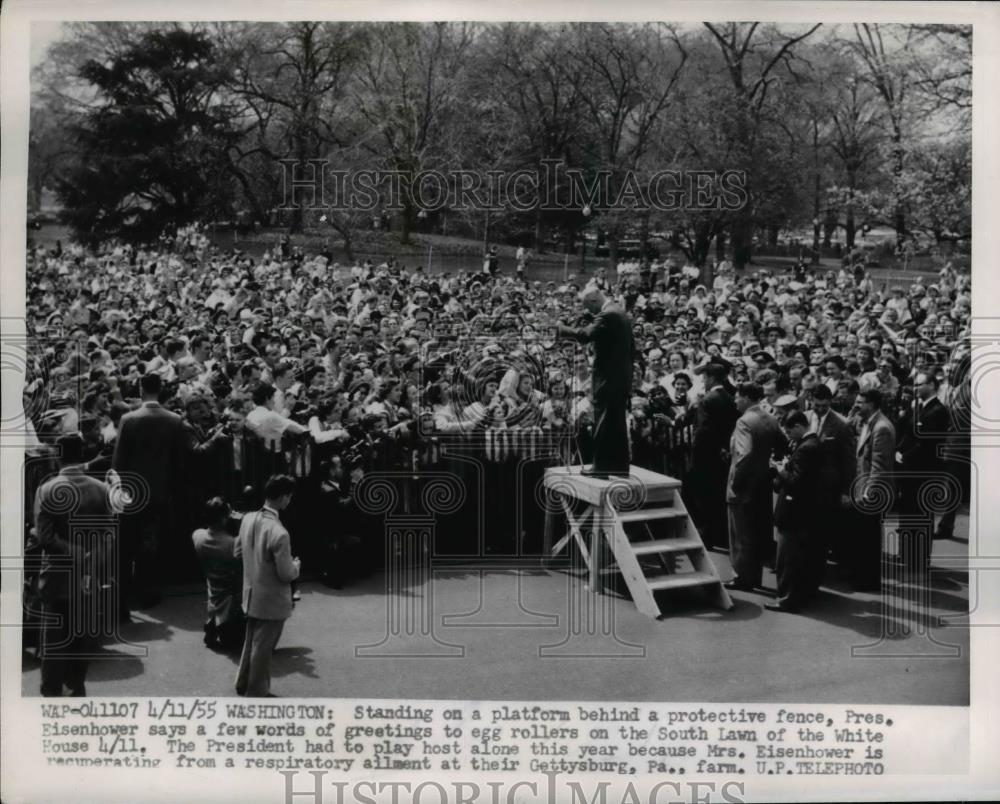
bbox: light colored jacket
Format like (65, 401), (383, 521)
(856, 410), (896, 502)
(235, 507), (299, 620)
(726, 404), (782, 504)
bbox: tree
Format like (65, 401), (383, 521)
(901, 138), (970, 244)
(57, 27), (240, 244)
(826, 71), (885, 248)
(353, 22), (477, 244)
(224, 21), (368, 233)
(844, 23), (918, 242)
(477, 23), (590, 252)
(702, 22), (822, 270)
(910, 24), (972, 130)
(564, 23), (688, 267)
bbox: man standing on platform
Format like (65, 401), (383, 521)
(725, 382), (783, 591)
(557, 286), (635, 478)
(690, 362), (738, 550)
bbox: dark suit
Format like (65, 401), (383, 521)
(562, 301), (635, 474)
(811, 409), (857, 567)
(112, 401), (188, 610)
(34, 466), (113, 696)
(726, 404), (783, 587)
(773, 433), (826, 609)
(690, 385), (738, 549)
(897, 396), (950, 569)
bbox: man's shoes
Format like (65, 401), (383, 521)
(724, 580), (755, 592)
(66, 686), (86, 696)
(291, 590), (302, 602)
(764, 602), (800, 613)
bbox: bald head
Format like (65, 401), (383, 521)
(580, 286), (606, 314)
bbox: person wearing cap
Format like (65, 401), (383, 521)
(34, 433), (114, 696)
(769, 393), (798, 424)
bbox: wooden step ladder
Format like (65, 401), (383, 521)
(543, 465), (733, 618)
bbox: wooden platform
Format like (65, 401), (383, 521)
(542, 465), (733, 618)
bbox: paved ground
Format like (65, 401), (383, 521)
(22, 514), (969, 704)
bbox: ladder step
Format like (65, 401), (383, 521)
(630, 536), (704, 555)
(617, 507), (686, 523)
(646, 571), (720, 591)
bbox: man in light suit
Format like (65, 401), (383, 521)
(725, 382), (784, 591)
(234, 474), (300, 697)
(557, 286), (635, 477)
(850, 388), (896, 591)
(112, 372), (187, 615)
(34, 434), (114, 696)
(807, 384), (856, 582)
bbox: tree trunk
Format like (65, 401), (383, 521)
(845, 174), (857, 249)
(715, 231), (726, 261)
(812, 153), (821, 264)
(891, 132), (906, 241)
(400, 199), (414, 245)
(638, 210), (651, 259)
(534, 207), (544, 253)
(731, 214), (752, 270)
(823, 209), (836, 248)
(694, 222), (713, 286)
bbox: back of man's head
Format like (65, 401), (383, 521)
(252, 382), (276, 407)
(704, 363), (728, 385)
(737, 382), (764, 403)
(263, 474), (295, 502)
(56, 433), (85, 466)
(140, 373), (162, 399)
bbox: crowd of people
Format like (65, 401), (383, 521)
(24, 223), (973, 693)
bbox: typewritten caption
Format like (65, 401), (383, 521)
(34, 700), (895, 776)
